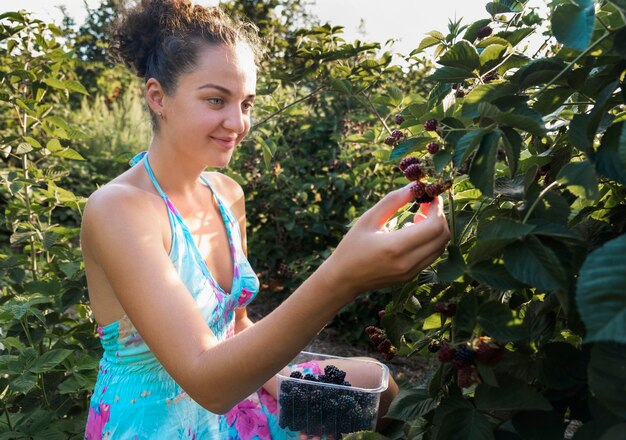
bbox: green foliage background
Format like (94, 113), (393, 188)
(1, 0), (625, 438)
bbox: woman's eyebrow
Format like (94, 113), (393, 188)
(198, 83), (255, 99)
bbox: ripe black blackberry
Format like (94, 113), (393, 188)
(477, 25), (493, 39)
(384, 136), (397, 146)
(427, 142), (440, 154)
(423, 118), (439, 131)
(289, 371), (303, 379)
(399, 156), (420, 172)
(451, 345), (476, 369)
(324, 365), (346, 384)
(395, 113), (405, 124)
(391, 129), (404, 139)
(403, 163), (424, 181)
(427, 340), (441, 353)
(426, 182), (444, 198)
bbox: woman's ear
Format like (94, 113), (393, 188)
(145, 78), (165, 115)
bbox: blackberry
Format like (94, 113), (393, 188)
(303, 373), (318, 382)
(475, 341), (505, 366)
(427, 142), (440, 154)
(384, 136), (397, 146)
(443, 303), (457, 317)
(323, 365), (346, 384)
(477, 25), (493, 39)
(427, 340), (441, 353)
(426, 182), (444, 198)
(364, 325), (379, 336)
(457, 365), (480, 388)
(455, 89), (466, 98)
(436, 343), (456, 362)
(378, 310), (386, 318)
(395, 113), (405, 125)
(391, 129), (404, 139)
(403, 163), (424, 181)
(384, 346), (397, 361)
(482, 71), (499, 83)
(411, 181), (427, 199)
(415, 193), (435, 203)
(423, 118), (439, 131)
(289, 371), (303, 379)
(370, 332), (385, 344)
(433, 302), (447, 313)
(451, 83), (459, 90)
(377, 339), (392, 353)
(451, 345), (476, 370)
(399, 156), (420, 172)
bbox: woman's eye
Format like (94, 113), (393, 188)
(242, 102), (254, 111)
(206, 97), (223, 105)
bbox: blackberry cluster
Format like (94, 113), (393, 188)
(434, 301), (457, 317)
(365, 326), (397, 361)
(279, 366), (377, 437)
(435, 337), (506, 388)
(398, 152), (452, 203)
(384, 129), (405, 146)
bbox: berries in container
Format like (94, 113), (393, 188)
(276, 351), (389, 438)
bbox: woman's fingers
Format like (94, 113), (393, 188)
(358, 183), (415, 230)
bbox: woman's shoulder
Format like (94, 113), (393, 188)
(203, 171), (244, 203)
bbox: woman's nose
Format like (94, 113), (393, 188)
(223, 105), (247, 134)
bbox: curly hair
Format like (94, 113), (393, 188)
(109, 0), (262, 126)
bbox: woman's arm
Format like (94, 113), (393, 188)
(82, 182), (448, 414)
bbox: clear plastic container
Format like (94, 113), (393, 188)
(276, 351), (389, 438)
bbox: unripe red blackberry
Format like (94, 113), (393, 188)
(436, 343), (456, 363)
(415, 194), (435, 203)
(391, 130), (404, 139)
(377, 339), (392, 353)
(451, 345), (476, 370)
(426, 182), (444, 198)
(399, 156), (420, 172)
(394, 113), (405, 125)
(378, 310), (386, 318)
(365, 326), (379, 336)
(477, 25), (493, 39)
(475, 340), (505, 366)
(427, 340), (441, 353)
(384, 346), (397, 361)
(403, 163), (424, 181)
(370, 333), (385, 345)
(455, 89), (466, 98)
(457, 365), (481, 388)
(411, 181), (427, 199)
(384, 136), (397, 146)
(482, 71), (499, 83)
(423, 119), (439, 131)
(451, 83), (459, 90)
(443, 303), (457, 317)
(441, 180), (453, 191)
(427, 142), (440, 154)
(433, 302), (447, 313)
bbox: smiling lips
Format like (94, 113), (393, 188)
(212, 136), (237, 149)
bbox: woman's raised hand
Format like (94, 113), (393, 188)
(320, 183), (450, 298)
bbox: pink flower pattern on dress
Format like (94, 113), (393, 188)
(85, 402), (110, 440)
(225, 399), (271, 440)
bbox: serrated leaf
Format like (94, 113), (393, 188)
(500, 127), (522, 175)
(455, 293), (479, 332)
(437, 407), (495, 440)
(46, 138), (62, 153)
(596, 121), (626, 184)
(414, 35), (441, 54)
(9, 372), (37, 393)
(556, 160), (599, 200)
(469, 130), (501, 197)
(389, 137), (431, 161)
(588, 342), (626, 419)
(467, 261), (526, 290)
(428, 66), (475, 83)
(504, 235), (568, 292)
(52, 148), (85, 161)
(486, 0), (525, 15)
(479, 44), (509, 73)
(385, 388), (437, 422)
(463, 19), (493, 42)
(439, 41), (480, 70)
(577, 233), (626, 344)
(14, 142), (33, 154)
(63, 79), (88, 95)
(30, 349), (72, 373)
(477, 301), (525, 341)
(479, 217), (535, 240)
(475, 374), (553, 411)
(551, 1), (596, 51)
(453, 128), (488, 166)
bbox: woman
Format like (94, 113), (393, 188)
(81, 0), (450, 438)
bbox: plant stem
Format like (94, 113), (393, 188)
(361, 91), (392, 136)
(2, 399), (12, 431)
(529, 31), (612, 101)
(251, 85), (325, 131)
(447, 189), (457, 246)
(522, 180), (560, 223)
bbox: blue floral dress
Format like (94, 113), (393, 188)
(85, 152), (299, 439)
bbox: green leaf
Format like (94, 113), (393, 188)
(437, 245), (465, 282)
(414, 35), (441, 53)
(14, 142), (33, 154)
(453, 128), (488, 166)
(436, 407), (495, 440)
(478, 102), (546, 135)
(469, 130), (501, 197)
(385, 388), (437, 422)
(476, 363), (499, 387)
(504, 236), (568, 292)
(427, 66), (475, 83)
(30, 349), (72, 373)
(479, 44), (509, 73)
(62, 79), (88, 95)
(9, 372), (37, 393)
(551, 1), (596, 51)
(576, 233), (626, 344)
(475, 374), (553, 411)
(52, 148), (85, 161)
(596, 121), (626, 184)
(556, 160), (599, 200)
(389, 137), (431, 160)
(500, 127), (522, 175)
(512, 58), (566, 90)
(532, 86), (574, 116)
(439, 41), (480, 70)
(343, 432), (389, 440)
(486, 0), (525, 15)
(432, 149), (452, 174)
(479, 217), (535, 240)
(46, 138), (62, 153)
(467, 261), (526, 290)
(477, 301), (524, 341)
(42, 77), (66, 91)
(455, 293), (479, 332)
(588, 342), (626, 419)
(463, 19), (493, 41)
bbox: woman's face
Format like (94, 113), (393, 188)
(159, 43), (257, 168)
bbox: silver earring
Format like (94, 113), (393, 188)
(157, 112), (164, 119)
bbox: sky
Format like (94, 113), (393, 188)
(2, 0), (549, 59)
